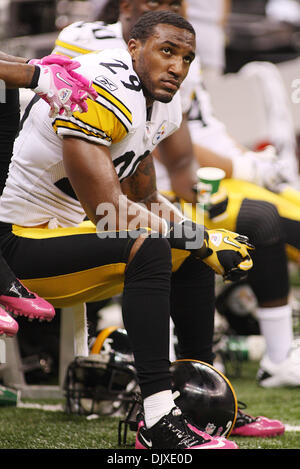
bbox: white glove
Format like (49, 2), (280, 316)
(232, 145), (290, 192)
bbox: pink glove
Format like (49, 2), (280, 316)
(29, 54), (98, 118)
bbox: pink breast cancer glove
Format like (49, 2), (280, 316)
(28, 54), (98, 118)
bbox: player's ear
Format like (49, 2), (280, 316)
(127, 38), (140, 62)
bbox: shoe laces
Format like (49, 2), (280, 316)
(235, 401), (257, 427)
(159, 407), (206, 447)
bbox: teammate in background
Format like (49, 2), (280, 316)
(184, 0), (231, 80)
(182, 0), (300, 394)
(184, 0), (300, 199)
(0, 51), (98, 335)
(52, 0), (288, 437)
(0, 11), (253, 449)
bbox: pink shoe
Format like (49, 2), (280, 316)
(0, 280), (55, 321)
(0, 307), (19, 337)
(230, 405), (285, 437)
(188, 422), (239, 448)
(135, 408), (239, 449)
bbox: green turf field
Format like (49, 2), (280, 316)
(0, 361), (299, 450)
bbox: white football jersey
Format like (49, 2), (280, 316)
(0, 48), (182, 227)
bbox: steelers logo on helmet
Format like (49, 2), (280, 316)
(64, 327), (138, 416)
(170, 359), (237, 438)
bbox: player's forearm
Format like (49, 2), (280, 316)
(221, 0), (232, 25)
(141, 190), (186, 224)
(103, 188), (185, 234)
(156, 117), (199, 202)
(169, 164), (198, 203)
(114, 194), (170, 235)
(0, 51), (27, 63)
(193, 143), (233, 177)
(0, 60), (37, 88)
(63, 138), (170, 235)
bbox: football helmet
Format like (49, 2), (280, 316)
(64, 326), (138, 416)
(170, 359), (238, 438)
(215, 280), (259, 336)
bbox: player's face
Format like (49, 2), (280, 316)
(120, 0), (185, 41)
(130, 0), (183, 16)
(129, 24), (195, 105)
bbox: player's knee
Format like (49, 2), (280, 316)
(127, 234), (171, 266)
(125, 235), (172, 283)
(127, 234), (147, 266)
(237, 199), (283, 246)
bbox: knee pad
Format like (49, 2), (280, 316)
(236, 199), (284, 246)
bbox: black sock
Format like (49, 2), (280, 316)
(0, 251), (19, 295)
(122, 237), (172, 399)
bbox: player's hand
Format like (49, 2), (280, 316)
(28, 54), (98, 118)
(198, 228), (254, 281)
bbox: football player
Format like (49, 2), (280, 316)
(0, 11), (248, 449)
(0, 51), (98, 332)
(51, 0), (290, 436)
(0, 51), (97, 332)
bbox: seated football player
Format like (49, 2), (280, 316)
(0, 12), (250, 449)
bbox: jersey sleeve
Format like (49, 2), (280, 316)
(53, 22), (95, 58)
(53, 21), (123, 58)
(52, 53), (133, 146)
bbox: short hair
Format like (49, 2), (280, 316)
(129, 10), (195, 43)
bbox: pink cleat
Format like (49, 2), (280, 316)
(230, 405), (285, 437)
(135, 408), (239, 449)
(0, 307), (19, 337)
(0, 280), (55, 321)
(187, 422), (239, 448)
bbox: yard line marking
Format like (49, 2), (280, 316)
(284, 424), (300, 432)
(17, 402), (64, 412)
